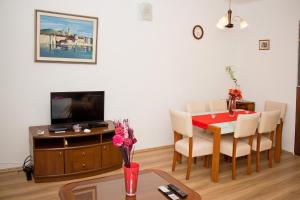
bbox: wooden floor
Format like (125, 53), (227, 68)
(1, 147), (300, 200)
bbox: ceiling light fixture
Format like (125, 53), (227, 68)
(216, 0), (248, 30)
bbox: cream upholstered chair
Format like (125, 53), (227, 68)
(170, 109), (213, 180)
(264, 100), (287, 162)
(186, 101), (207, 115)
(252, 110), (281, 172)
(186, 101), (213, 141)
(220, 113), (259, 179)
(264, 101), (287, 123)
(209, 99), (227, 112)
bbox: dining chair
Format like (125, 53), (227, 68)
(264, 100), (287, 162)
(252, 110), (281, 172)
(186, 101), (213, 141)
(170, 109), (213, 180)
(209, 99), (227, 112)
(186, 101), (207, 114)
(220, 113), (259, 179)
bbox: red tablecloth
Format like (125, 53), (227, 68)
(192, 110), (254, 129)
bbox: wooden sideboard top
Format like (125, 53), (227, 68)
(29, 121), (115, 138)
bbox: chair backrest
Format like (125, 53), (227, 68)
(258, 110), (281, 134)
(234, 113), (260, 138)
(209, 99), (227, 112)
(264, 100), (287, 123)
(186, 101), (206, 114)
(170, 109), (193, 137)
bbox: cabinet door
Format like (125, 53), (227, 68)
(34, 150), (64, 176)
(236, 102), (255, 111)
(65, 146), (101, 173)
(101, 143), (122, 169)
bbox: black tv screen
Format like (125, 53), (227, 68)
(51, 91), (104, 125)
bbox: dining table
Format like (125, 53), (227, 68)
(192, 109), (254, 183)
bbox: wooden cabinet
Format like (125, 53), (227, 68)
(29, 121), (122, 182)
(227, 100), (255, 111)
(101, 143), (122, 168)
(34, 149), (64, 176)
(236, 101), (255, 111)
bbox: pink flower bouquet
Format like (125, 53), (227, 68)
(112, 119), (137, 168)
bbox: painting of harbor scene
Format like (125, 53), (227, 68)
(35, 10), (98, 64)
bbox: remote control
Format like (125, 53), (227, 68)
(168, 184), (188, 199)
(158, 186), (180, 200)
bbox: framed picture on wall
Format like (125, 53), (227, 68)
(35, 10), (98, 64)
(259, 39), (270, 50)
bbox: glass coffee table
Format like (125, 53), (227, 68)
(59, 169), (201, 200)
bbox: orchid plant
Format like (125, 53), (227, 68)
(226, 66), (242, 101)
(112, 119), (137, 168)
(225, 66), (239, 88)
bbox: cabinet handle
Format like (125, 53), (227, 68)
(82, 152), (86, 156)
(103, 145), (106, 150)
(82, 163), (86, 167)
(59, 152), (62, 156)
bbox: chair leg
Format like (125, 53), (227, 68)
(172, 151), (178, 171)
(247, 152), (252, 175)
(256, 150), (260, 172)
(232, 156), (236, 180)
(268, 149), (273, 168)
(194, 157), (197, 164)
(232, 138), (237, 180)
(186, 156), (193, 180)
(203, 155), (209, 168)
(248, 135), (254, 175)
(269, 131), (275, 168)
(256, 134), (261, 172)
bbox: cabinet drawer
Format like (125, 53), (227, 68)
(65, 146), (101, 173)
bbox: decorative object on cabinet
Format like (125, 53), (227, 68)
(217, 0), (248, 29)
(29, 121), (122, 182)
(259, 39), (270, 50)
(35, 10), (98, 64)
(228, 88), (242, 115)
(193, 25), (204, 40)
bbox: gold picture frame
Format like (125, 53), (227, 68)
(259, 39), (270, 50)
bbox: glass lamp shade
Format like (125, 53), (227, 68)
(216, 15), (228, 29)
(239, 19), (248, 29)
(217, 14), (248, 30)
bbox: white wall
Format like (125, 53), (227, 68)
(0, 0), (299, 168)
(0, 0), (235, 168)
(236, 0), (300, 153)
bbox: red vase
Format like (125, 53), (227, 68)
(124, 162), (140, 196)
(232, 99), (236, 110)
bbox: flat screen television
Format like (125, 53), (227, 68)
(50, 91), (104, 125)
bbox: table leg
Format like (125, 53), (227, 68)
(208, 125), (221, 183)
(275, 120), (283, 163)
